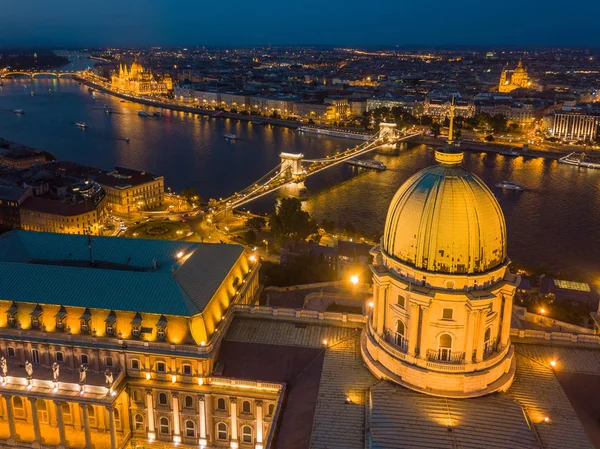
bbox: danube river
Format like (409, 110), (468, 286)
(1, 77), (599, 285)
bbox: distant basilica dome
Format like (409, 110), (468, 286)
(382, 149), (506, 275)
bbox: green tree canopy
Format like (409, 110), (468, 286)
(181, 188), (201, 206)
(245, 216), (266, 231)
(269, 197), (316, 241)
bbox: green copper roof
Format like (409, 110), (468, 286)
(0, 231), (245, 316)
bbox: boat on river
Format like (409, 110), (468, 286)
(559, 152), (600, 169)
(495, 180), (524, 191)
(224, 133), (237, 140)
(499, 147), (520, 157)
(138, 111), (149, 117)
(346, 159), (387, 171)
(75, 122), (87, 129)
(13, 109), (24, 115)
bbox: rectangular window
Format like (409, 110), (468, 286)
(397, 295), (405, 308)
(55, 351), (64, 363)
(442, 308), (453, 320)
(156, 361), (166, 373)
(131, 359), (140, 370)
(182, 364), (192, 376)
(81, 354), (89, 365)
(7, 347), (16, 357)
(105, 356), (114, 367)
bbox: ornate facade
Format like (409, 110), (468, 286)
(0, 231), (273, 449)
(361, 144), (517, 397)
(111, 61), (173, 96)
(498, 60), (531, 92)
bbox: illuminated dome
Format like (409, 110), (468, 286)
(382, 148), (506, 274)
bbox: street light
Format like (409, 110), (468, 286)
(263, 239), (269, 256)
(350, 275), (359, 285)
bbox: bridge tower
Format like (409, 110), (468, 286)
(280, 152), (304, 179)
(379, 123), (398, 141)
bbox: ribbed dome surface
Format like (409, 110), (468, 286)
(382, 162), (506, 274)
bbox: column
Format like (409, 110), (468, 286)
(146, 390), (156, 440)
(500, 294), (513, 346)
(371, 284), (379, 327)
(418, 306), (431, 356)
(475, 310), (487, 362)
(230, 398), (238, 448)
(199, 395), (207, 447)
(3, 395), (17, 444)
(255, 401), (263, 449)
(172, 394), (181, 443)
(28, 397), (42, 448)
(407, 303), (420, 356)
(205, 394), (213, 444)
(375, 286), (387, 334)
(54, 401), (67, 449)
(106, 406), (117, 449)
(464, 310), (475, 363)
(82, 404), (92, 449)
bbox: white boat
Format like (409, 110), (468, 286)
(559, 152), (600, 169)
(224, 133), (237, 140)
(30, 92), (35, 96)
(138, 111), (149, 117)
(346, 159), (387, 171)
(251, 120), (264, 125)
(75, 122), (87, 129)
(495, 181), (524, 191)
(13, 109), (24, 115)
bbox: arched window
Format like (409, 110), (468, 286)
(216, 398), (226, 411)
(61, 403), (72, 424)
(13, 397), (25, 418)
(182, 395), (193, 408)
(439, 334), (453, 361)
(158, 392), (168, 406)
(114, 408), (121, 430)
(185, 420), (196, 438)
(160, 417), (170, 435)
(242, 425), (253, 443)
(268, 404), (275, 416)
(87, 405), (97, 428)
(37, 399), (49, 423)
(395, 320), (406, 348)
(484, 327), (493, 354)
(242, 400), (251, 414)
(134, 414), (145, 431)
(217, 422), (228, 441)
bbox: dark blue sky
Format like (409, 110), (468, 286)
(2, 0), (599, 48)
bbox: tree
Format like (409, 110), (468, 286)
(244, 229), (257, 244)
(245, 216), (266, 231)
(320, 218), (336, 233)
(430, 122), (441, 138)
(485, 134), (495, 142)
(181, 188), (201, 206)
(269, 197), (316, 241)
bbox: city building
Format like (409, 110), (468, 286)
(95, 167), (164, 215)
(0, 185), (31, 230)
(423, 97), (475, 119)
(551, 110), (599, 141)
(111, 60), (173, 96)
(0, 231), (266, 449)
(19, 182), (107, 235)
(0, 147), (48, 169)
(498, 60), (532, 92)
(362, 144), (516, 397)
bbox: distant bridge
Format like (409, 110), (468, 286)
(216, 123), (421, 212)
(0, 69), (79, 79)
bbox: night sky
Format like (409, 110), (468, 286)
(2, 0), (600, 48)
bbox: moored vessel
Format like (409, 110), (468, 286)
(559, 152), (600, 169)
(224, 133), (237, 140)
(495, 180), (524, 191)
(346, 159), (387, 170)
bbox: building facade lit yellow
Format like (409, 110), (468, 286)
(0, 231), (274, 449)
(111, 60), (173, 96)
(498, 60), (532, 92)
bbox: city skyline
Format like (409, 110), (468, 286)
(3, 0), (600, 48)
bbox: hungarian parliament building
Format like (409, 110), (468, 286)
(111, 60), (173, 96)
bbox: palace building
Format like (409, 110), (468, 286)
(498, 60), (532, 93)
(111, 60), (173, 96)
